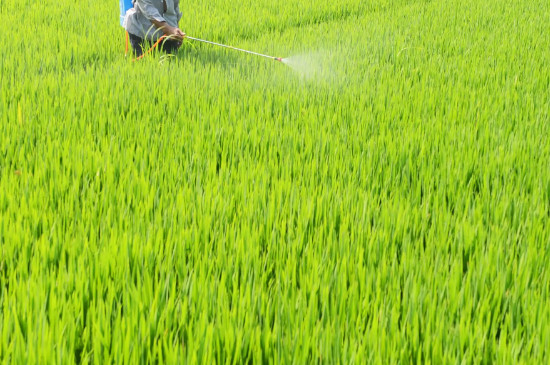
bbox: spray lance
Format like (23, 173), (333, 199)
(119, 0), (285, 62)
(185, 36), (284, 62)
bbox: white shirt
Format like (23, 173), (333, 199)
(123, 0), (183, 41)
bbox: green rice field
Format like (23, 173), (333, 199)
(1, 0), (549, 363)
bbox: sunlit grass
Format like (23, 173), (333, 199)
(1, 0), (549, 363)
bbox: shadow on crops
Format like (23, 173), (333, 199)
(170, 42), (245, 71)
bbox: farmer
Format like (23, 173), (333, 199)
(123, 0), (186, 57)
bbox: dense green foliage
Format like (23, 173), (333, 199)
(1, 0), (549, 363)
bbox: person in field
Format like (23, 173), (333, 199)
(123, 0), (186, 57)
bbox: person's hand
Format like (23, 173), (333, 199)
(163, 25), (186, 42)
(174, 28), (186, 39)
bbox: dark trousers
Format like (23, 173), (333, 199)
(128, 33), (181, 57)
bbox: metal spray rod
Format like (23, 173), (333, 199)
(186, 36), (283, 62)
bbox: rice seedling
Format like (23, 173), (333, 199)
(1, 0), (549, 363)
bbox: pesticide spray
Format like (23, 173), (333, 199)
(186, 37), (332, 81)
(280, 52), (330, 80)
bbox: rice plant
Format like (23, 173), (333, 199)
(0, 0), (549, 363)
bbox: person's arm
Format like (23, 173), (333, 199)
(135, 0), (185, 41)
